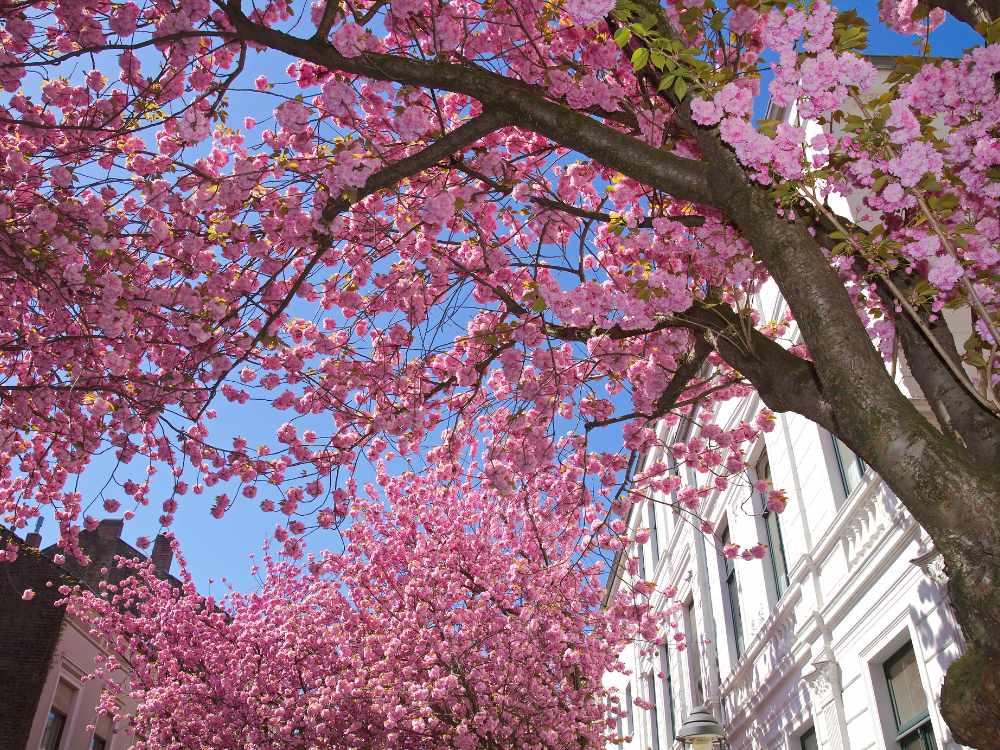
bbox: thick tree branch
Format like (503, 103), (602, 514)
(197, 110), (512, 416)
(928, 0), (998, 26)
(452, 160), (706, 228)
(871, 273), (1000, 465)
(223, 3), (714, 206)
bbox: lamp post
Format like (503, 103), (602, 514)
(676, 704), (728, 750)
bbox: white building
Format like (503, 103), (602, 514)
(2, 520), (172, 750)
(603, 60), (967, 750)
(603, 307), (965, 750)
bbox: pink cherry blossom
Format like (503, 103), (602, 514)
(564, 0), (615, 25)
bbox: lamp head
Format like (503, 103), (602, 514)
(677, 704), (726, 749)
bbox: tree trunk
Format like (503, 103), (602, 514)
(224, 11), (1000, 742)
(686, 115), (1000, 748)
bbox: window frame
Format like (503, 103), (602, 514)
(625, 683), (634, 739)
(719, 524), (745, 658)
(646, 670), (661, 750)
(883, 643), (938, 750)
(658, 644), (676, 741)
(832, 434), (867, 498)
(41, 708), (67, 750)
(647, 499), (660, 570)
(755, 448), (791, 599)
(684, 598), (704, 706)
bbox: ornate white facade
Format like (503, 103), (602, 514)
(603, 276), (968, 750)
(604, 55), (969, 750)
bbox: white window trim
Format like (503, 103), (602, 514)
(858, 613), (947, 750)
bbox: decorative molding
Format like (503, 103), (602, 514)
(804, 648), (847, 750)
(910, 545), (948, 588)
(803, 648), (840, 703)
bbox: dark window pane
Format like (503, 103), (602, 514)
(646, 672), (660, 750)
(920, 723), (938, 750)
(686, 600), (703, 704)
(765, 510), (790, 597)
(41, 709), (66, 750)
(91, 737), (108, 750)
(625, 683), (634, 737)
(755, 451), (771, 483)
(800, 727), (818, 750)
(833, 436), (866, 496)
(720, 526), (745, 657)
(756, 449), (790, 597)
(648, 501), (659, 568)
(658, 645), (675, 739)
(885, 643), (930, 731)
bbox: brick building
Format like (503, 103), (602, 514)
(0, 520), (175, 750)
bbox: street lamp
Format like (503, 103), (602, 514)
(676, 704), (728, 750)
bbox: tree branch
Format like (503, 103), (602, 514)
(928, 0), (998, 26)
(223, 3), (714, 206)
(452, 160), (706, 228)
(872, 272), (1000, 465)
(196, 110), (512, 416)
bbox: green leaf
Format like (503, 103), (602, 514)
(673, 77), (688, 101)
(631, 47), (650, 71)
(657, 74), (676, 92)
(928, 192), (959, 213)
(965, 349), (988, 368)
(613, 27), (632, 48)
(983, 18), (1000, 44)
(757, 118), (780, 137)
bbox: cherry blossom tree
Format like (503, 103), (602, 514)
(2, 0), (1000, 743)
(64, 464), (653, 750)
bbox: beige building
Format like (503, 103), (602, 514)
(2, 520), (174, 750)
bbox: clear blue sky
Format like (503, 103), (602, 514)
(31, 2), (983, 593)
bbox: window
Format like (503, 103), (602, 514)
(833, 436), (867, 497)
(41, 710), (66, 750)
(658, 644), (676, 740)
(720, 524), (745, 658)
(647, 500), (660, 569)
(625, 683), (634, 738)
(42, 680), (77, 750)
(800, 727), (818, 750)
(92, 714), (112, 750)
(685, 599), (704, 705)
(646, 671), (661, 750)
(637, 541), (646, 581)
(90, 714), (114, 750)
(756, 450), (790, 598)
(667, 460), (680, 530)
(884, 643), (938, 750)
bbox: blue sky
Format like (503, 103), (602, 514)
(28, 2), (985, 593)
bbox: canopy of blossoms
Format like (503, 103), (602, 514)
(2, 0), (999, 744)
